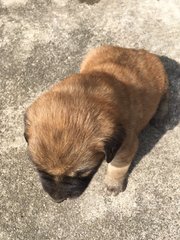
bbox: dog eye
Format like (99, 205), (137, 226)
(76, 168), (97, 178)
(38, 170), (54, 181)
(62, 176), (81, 185)
(78, 170), (93, 177)
(24, 132), (29, 143)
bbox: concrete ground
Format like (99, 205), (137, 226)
(0, 0), (180, 239)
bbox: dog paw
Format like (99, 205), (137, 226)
(104, 175), (124, 196)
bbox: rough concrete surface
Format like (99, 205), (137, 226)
(0, 0), (180, 239)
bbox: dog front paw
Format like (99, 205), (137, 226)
(104, 164), (129, 196)
(104, 174), (125, 196)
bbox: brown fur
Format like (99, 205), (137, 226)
(24, 45), (168, 201)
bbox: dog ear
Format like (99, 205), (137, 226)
(104, 125), (125, 163)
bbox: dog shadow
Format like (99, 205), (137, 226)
(127, 56), (180, 182)
(78, 0), (100, 5)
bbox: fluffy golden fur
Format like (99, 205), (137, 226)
(24, 45), (168, 202)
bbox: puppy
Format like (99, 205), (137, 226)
(24, 45), (168, 202)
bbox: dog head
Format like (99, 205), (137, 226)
(24, 76), (124, 202)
